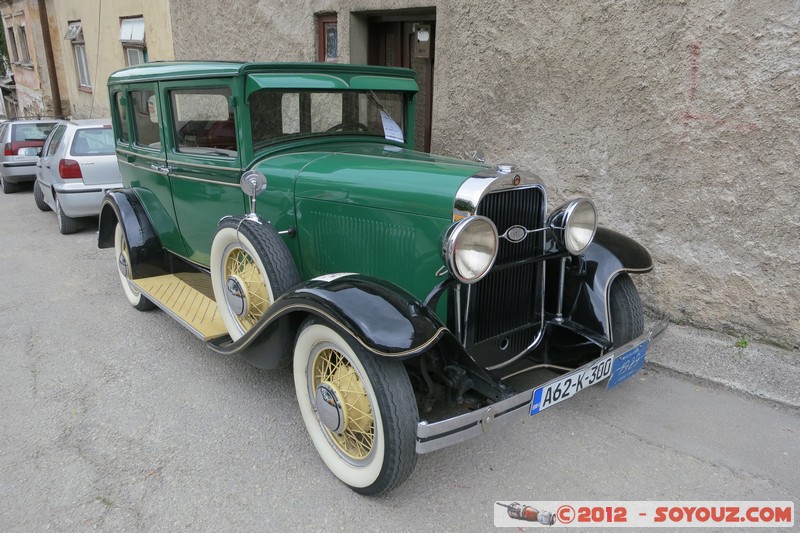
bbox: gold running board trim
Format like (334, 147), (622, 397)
(131, 274), (229, 341)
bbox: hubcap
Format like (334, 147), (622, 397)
(223, 246), (270, 331)
(315, 382), (346, 434)
(309, 344), (374, 462)
(225, 275), (248, 317)
(118, 252), (129, 278)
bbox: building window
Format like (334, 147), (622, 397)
(120, 17), (146, 66)
(64, 22), (90, 88)
(6, 26), (18, 63)
(17, 24), (30, 63)
(316, 14), (337, 62)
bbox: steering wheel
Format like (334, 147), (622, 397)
(327, 122), (369, 132)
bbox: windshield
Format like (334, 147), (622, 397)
(249, 90), (406, 148)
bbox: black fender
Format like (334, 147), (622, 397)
(97, 189), (169, 279)
(207, 274), (449, 369)
(555, 227), (652, 340)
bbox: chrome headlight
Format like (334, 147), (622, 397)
(443, 216), (498, 284)
(548, 199), (597, 255)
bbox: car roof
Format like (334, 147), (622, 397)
(107, 60), (417, 85)
(6, 118), (60, 124)
(68, 119), (111, 127)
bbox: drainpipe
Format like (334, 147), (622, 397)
(37, 0), (62, 118)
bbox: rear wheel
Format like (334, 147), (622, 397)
(293, 319), (418, 495)
(608, 273), (644, 346)
(33, 181), (51, 212)
(210, 217), (299, 341)
(114, 223), (155, 311)
(55, 196), (81, 234)
(0, 175), (19, 194)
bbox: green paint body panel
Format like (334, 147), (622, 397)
(108, 61), (483, 317)
(247, 141), (485, 304)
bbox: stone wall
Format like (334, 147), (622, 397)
(169, 0), (800, 349)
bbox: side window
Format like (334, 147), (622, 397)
(46, 126), (67, 156)
(170, 88), (236, 156)
(113, 92), (129, 143)
(130, 89), (161, 148)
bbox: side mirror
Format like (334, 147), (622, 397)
(20, 147), (40, 157)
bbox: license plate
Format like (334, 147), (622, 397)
(607, 340), (649, 389)
(530, 354), (614, 415)
(529, 340), (649, 415)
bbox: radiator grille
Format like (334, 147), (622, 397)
(471, 187), (545, 345)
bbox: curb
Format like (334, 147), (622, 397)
(645, 323), (800, 409)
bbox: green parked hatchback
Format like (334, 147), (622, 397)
(100, 61), (666, 495)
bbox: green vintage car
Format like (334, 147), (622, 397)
(100, 61), (666, 495)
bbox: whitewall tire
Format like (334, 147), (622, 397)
(293, 319), (418, 495)
(114, 223), (155, 311)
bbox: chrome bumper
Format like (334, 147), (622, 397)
(415, 318), (669, 454)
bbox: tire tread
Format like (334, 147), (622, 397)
(218, 217), (300, 296)
(609, 273), (644, 346)
(353, 352), (418, 496)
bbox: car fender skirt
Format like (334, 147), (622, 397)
(559, 227), (652, 338)
(97, 189), (168, 279)
(208, 274), (449, 368)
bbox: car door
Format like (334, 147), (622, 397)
(159, 79), (246, 267)
(111, 84), (187, 257)
(36, 124), (67, 209)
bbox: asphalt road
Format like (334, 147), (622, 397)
(1, 185), (797, 531)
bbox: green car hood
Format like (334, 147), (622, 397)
(287, 142), (487, 220)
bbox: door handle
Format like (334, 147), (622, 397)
(149, 163), (171, 173)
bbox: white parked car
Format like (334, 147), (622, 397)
(34, 119), (122, 234)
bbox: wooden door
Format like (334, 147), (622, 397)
(368, 20), (435, 153)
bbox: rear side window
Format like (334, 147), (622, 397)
(45, 125), (67, 156)
(71, 128), (115, 156)
(170, 88), (237, 156)
(12, 123), (55, 141)
(130, 89), (161, 148)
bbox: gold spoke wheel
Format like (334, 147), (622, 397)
(223, 246), (270, 331)
(311, 346), (375, 461)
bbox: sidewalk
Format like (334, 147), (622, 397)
(646, 322), (800, 408)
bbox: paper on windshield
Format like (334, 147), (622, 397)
(381, 110), (404, 143)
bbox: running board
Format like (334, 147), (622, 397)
(131, 273), (230, 341)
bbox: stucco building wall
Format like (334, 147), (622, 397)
(168, 0), (800, 349)
(0, 0), (56, 118)
(49, 0), (175, 119)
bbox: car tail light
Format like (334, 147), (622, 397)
(4, 143), (12, 156)
(59, 159), (83, 179)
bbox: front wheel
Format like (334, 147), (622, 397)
(294, 319), (418, 495)
(114, 223), (155, 311)
(608, 273), (644, 346)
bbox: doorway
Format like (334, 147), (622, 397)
(366, 12), (435, 152)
